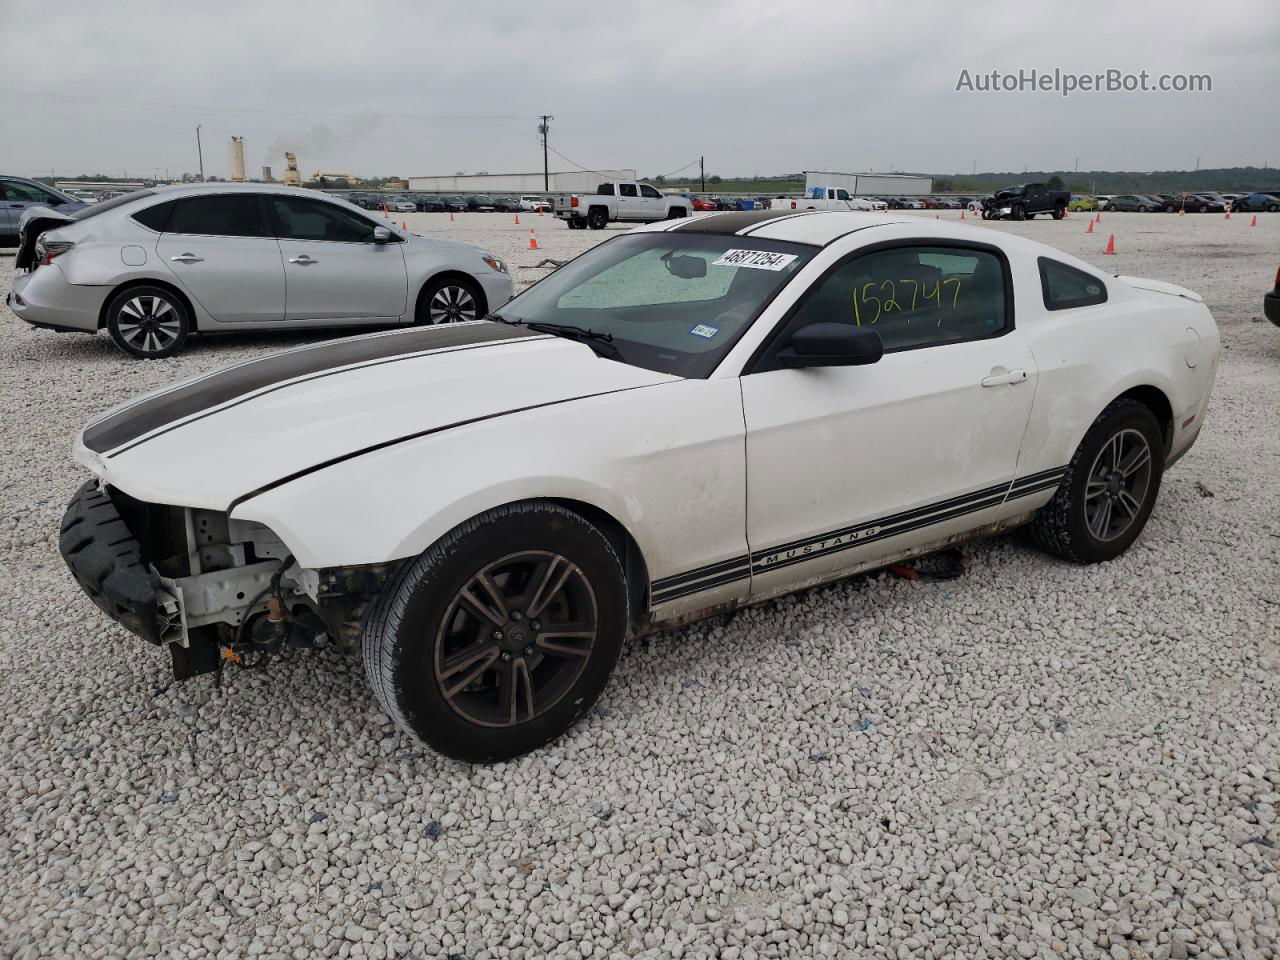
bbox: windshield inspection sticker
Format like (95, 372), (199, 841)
(690, 324), (720, 339)
(713, 249), (799, 271)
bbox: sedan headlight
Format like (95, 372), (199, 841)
(999, 207), (1012, 215)
(482, 255), (508, 274)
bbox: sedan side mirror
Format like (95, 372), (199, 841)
(372, 226), (392, 243)
(777, 322), (883, 368)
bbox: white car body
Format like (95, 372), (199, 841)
(519, 196), (551, 212)
(773, 190), (879, 212)
(63, 210), (1218, 671)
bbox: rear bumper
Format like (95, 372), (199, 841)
(9, 266), (106, 333)
(1265, 290), (1280, 327)
(59, 480), (176, 646)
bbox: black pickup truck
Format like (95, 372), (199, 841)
(980, 183), (1071, 221)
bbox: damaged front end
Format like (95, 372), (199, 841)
(59, 481), (393, 679)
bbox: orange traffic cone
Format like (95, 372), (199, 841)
(528, 228), (538, 250)
(1063, 210), (1070, 218)
(538, 207), (544, 216)
(960, 209), (966, 219)
(1095, 212), (1101, 223)
(1224, 210), (1231, 219)
(449, 211), (455, 222)
(1103, 234), (1116, 255)
(382, 203), (389, 218)
(514, 213), (520, 225)
(1251, 214), (1258, 227)
(1086, 219), (1094, 234)
(402, 221), (407, 230)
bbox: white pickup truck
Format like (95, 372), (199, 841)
(554, 182), (693, 230)
(771, 187), (884, 212)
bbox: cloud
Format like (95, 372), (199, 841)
(0, 0), (1275, 179)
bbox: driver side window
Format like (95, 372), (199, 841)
(755, 244), (1010, 372)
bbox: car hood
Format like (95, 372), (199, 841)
(74, 322), (678, 512)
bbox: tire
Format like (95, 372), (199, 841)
(1051, 205), (1065, 220)
(1140, 206), (1151, 213)
(1011, 205), (1026, 221)
(362, 501), (629, 763)
(587, 207), (608, 230)
(665, 207), (687, 219)
(105, 285), (191, 358)
(1269, 204), (1279, 213)
(1030, 399), (1164, 564)
(417, 276), (483, 325)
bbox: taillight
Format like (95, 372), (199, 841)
(1274, 265), (1280, 288)
(790, 200), (797, 209)
(36, 237), (74, 266)
(570, 196), (579, 208)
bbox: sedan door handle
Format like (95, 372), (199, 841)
(981, 368), (1028, 387)
(169, 253), (203, 263)
(288, 255), (318, 265)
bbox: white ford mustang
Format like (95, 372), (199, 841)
(61, 210), (1219, 761)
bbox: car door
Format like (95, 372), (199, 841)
(2, 179), (68, 238)
(616, 183), (645, 220)
(640, 183), (665, 219)
(266, 194), (408, 321)
(0, 182), (13, 239)
(741, 241), (1037, 599)
(156, 193), (286, 324)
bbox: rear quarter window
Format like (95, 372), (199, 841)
(1038, 257), (1108, 311)
(131, 200), (176, 232)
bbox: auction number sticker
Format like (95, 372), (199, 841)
(713, 249), (798, 271)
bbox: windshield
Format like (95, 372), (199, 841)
(498, 232), (816, 377)
(72, 190), (155, 221)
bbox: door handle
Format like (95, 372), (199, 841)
(169, 253), (203, 263)
(288, 255), (317, 265)
(981, 368), (1028, 387)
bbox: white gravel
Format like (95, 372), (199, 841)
(1, 210), (1278, 960)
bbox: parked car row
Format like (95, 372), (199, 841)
(1085, 192), (1277, 214)
(337, 192), (554, 215)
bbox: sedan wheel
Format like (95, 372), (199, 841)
(419, 278), (482, 324)
(362, 501), (628, 762)
(1031, 399), (1164, 563)
(105, 286), (191, 359)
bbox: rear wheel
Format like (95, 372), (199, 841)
(362, 501), (629, 763)
(105, 285), (191, 359)
(1051, 204), (1065, 220)
(417, 276), (483, 324)
(587, 207), (608, 230)
(1031, 399), (1164, 563)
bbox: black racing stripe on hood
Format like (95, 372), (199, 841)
(83, 322), (538, 455)
(671, 210), (810, 234)
(227, 382), (663, 514)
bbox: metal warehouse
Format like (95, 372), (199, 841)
(408, 169), (638, 194)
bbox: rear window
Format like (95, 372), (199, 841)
(1038, 257), (1108, 311)
(71, 190), (155, 221)
(167, 195), (268, 238)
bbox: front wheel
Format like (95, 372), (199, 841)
(362, 502), (629, 763)
(105, 285), (191, 358)
(1011, 205), (1026, 221)
(417, 276), (483, 325)
(1031, 399), (1164, 564)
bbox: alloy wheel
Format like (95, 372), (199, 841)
(428, 285), (478, 323)
(433, 551), (599, 728)
(116, 296), (182, 354)
(1084, 428), (1153, 542)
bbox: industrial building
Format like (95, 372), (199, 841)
(803, 171), (933, 196)
(408, 169), (637, 194)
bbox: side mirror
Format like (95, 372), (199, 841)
(777, 323), (883, 368)
(663, 253), (707, 279)
(372, 226), (392, 243)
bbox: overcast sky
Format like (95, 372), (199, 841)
(2, 0), (1276, 181)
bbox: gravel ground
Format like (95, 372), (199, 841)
(1, 210), (1277, 960)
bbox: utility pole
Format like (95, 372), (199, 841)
(196, 124), (205, 182)
(700, 156), (705, 192)
(538, 115), (553, 192)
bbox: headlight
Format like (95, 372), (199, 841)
(482, 255), (508, 274)
(999, 207), (1011, 215)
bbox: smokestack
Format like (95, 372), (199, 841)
(228, 136), (246, 182)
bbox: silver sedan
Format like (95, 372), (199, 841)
(7, 183), (513, 358)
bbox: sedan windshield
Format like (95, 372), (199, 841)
(499, 232), (815, 377)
